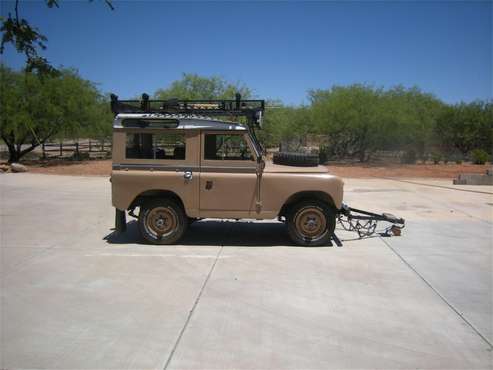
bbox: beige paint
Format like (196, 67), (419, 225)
(198, 131), (257, 215)
(111, 129), (201, 217)
(111, 128), (344, 219)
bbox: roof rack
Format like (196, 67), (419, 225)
(110, 93), (265, 127)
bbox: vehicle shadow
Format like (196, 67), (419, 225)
(104, 219), (300, 247)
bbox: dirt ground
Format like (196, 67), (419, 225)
(325, 163), (492, 178)
(15, 159), (492, 178)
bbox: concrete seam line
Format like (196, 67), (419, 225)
(375, 176), (493, 195)
(162, 245), (224, 370)
(379, 237), (493, 349)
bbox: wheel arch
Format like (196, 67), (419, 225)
(278, 191), (336, 218)
(128, 189), (186, 214)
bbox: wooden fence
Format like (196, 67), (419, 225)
(41, 139), (112, 159)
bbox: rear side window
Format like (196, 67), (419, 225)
(204, 134), (253, 161)
(126, 132), (186, 160)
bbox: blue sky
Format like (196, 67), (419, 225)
(1, 1), (491, 105)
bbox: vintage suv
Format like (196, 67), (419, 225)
(110, 94), (344, 246)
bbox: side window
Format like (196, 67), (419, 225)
(126, 132), (186, 160)
(204, 134), (253, 161)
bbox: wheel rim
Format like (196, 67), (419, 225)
(145, 206), (177, 238)
(295, 207), (327, 239)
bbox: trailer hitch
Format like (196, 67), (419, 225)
(337, 203), (405, 239)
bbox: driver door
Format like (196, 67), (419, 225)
(199, 131), (257, 218)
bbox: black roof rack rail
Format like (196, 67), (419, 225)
(110, 93), (265, 127)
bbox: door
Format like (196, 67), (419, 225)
(115, 129), (200, 217)
(199, 131), (257, 218)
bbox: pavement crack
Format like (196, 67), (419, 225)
(162, 245), (224, 370)
(379, 236), (493, 349)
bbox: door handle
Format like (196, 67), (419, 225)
(205, 180), (213, 190)
(184, 171), (193, 181)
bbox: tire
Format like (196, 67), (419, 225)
(286, 200), (336, 246)
(138, 198), (188, 245)
(273, 152), (319, 167)
(188, 217), (200, 225)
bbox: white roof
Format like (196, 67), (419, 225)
(113, 113), (247, 131)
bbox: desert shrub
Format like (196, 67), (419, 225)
(449, 153), (463, 164)
(401, 149), (417, 164)
(470, 149), (489, 165)
(435, 101), (493, 157)
(431, 152), (442, 164)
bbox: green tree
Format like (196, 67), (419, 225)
(435, 101), (493, 156)
(1, 0), (113, 74)
(384, 86), (444, 159)
(309, 84), (387, 162)
(76, 92), (113, 141)
(0, 65), (110, 162)
(154, 73), (252, 100)
(260, 104), (313, 150)
(306, 84), (444, 162)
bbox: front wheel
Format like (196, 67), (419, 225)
(287, 200), (336, 246)
(138, 198), (187, 245)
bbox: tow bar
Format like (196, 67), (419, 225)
(331, 203), (405, 246)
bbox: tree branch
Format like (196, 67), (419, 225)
(19, 142), (38, 157)
(39, 125), (58, 144)
(14, 0), (20, 25)
(104, 0), (115, 11)
(1, 133), (14, 148)
(13, 130), (31, 155)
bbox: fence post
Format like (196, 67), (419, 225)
(75, 142), (79, 159)
(101, 139), (104, 152)
(59, 142), (63, 157)
(89, 140), (92, 152)
(42, 143), (46, 159)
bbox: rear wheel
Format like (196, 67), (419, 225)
(138, 198), (187, 245)
(287, 200), (336, 246)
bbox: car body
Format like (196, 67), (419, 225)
(111, 112), (344, 246)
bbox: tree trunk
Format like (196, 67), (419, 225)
(2, 126), (57, 163)
(3, 138), (20, 163)
(358, 150), (366, 163)
(7, 143), (38, 163)
(8, 149), (20, 163)
(3, 135), (39, 163)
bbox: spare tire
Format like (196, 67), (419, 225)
(273, 152), (319, 167)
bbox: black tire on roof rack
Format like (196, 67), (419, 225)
(273, 152), (319, 167)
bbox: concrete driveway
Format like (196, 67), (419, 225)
(1, 173), (492, 369)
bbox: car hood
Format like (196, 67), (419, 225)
(263, 161), (330, 174)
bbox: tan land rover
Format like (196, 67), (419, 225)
(110, 94), (403, 246)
